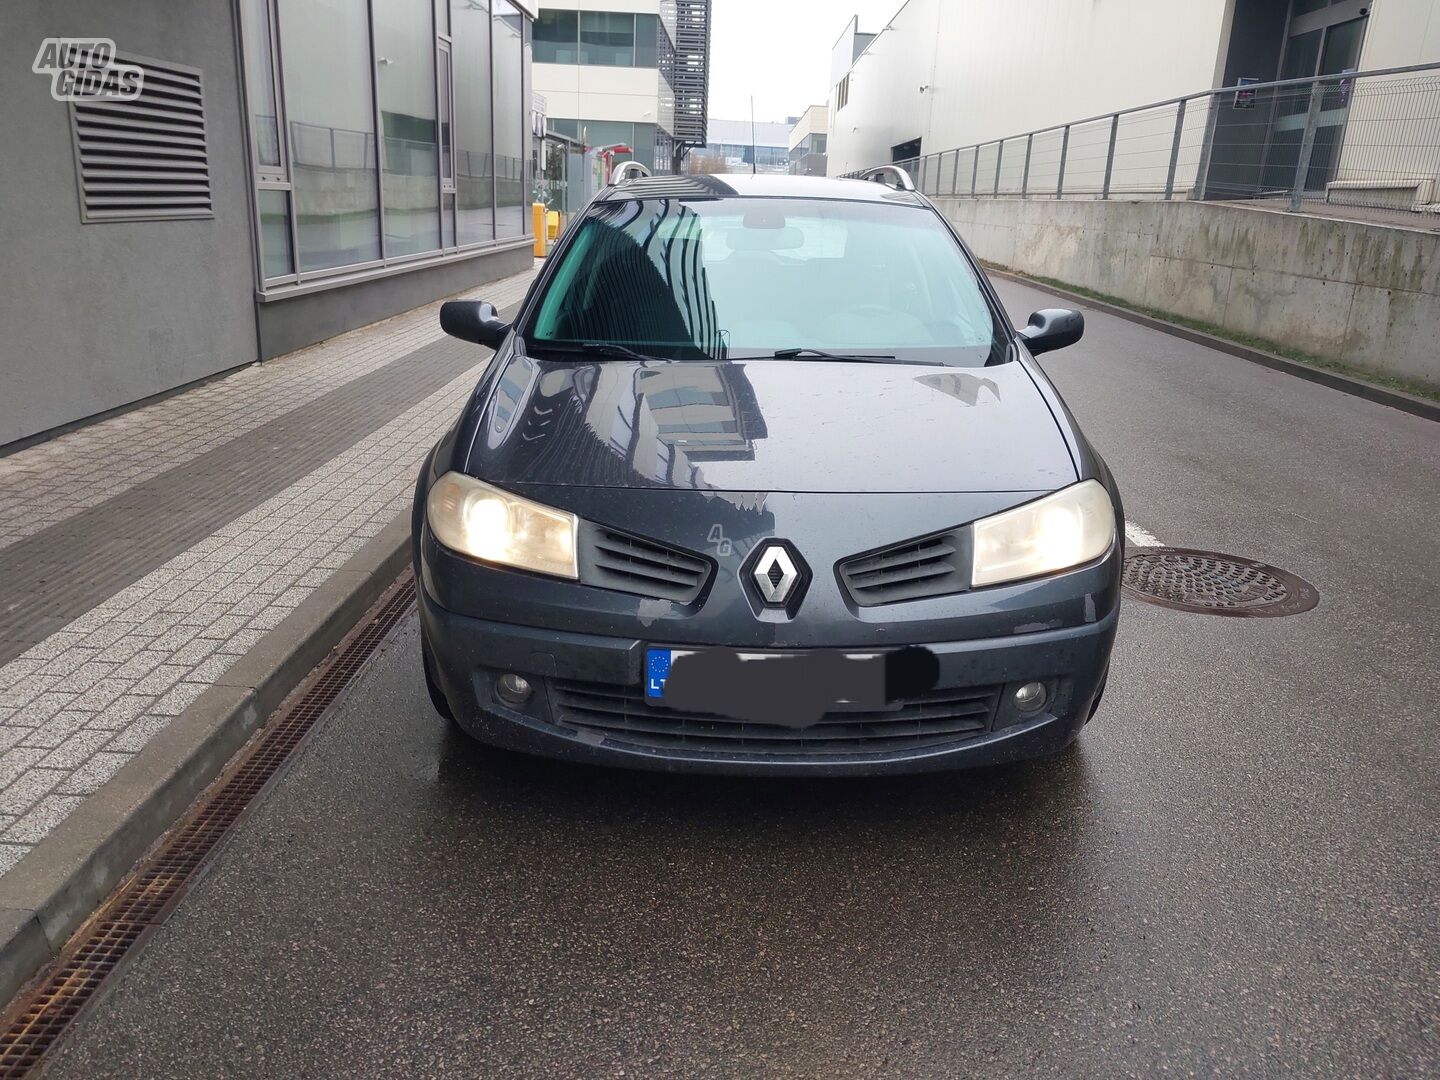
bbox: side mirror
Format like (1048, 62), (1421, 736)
(440, 300), (510, 348)
(1017, 308), (1084, 355)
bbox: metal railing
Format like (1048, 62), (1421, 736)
(851, 63), (1440, 225)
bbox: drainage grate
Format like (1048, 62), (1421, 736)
(1122, 547), (1318, 617)
(0, 573), (417, 1077)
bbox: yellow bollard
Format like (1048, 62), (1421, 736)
(531, 202), (547, 257)
(546, 210), (560, 241)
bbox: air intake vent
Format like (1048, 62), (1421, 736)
(839, 529), (970, 606)
(550, 679), (1002, 758)
(70, 54), (212, 222)
(579, 525), (711, 604)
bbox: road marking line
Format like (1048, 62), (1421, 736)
(1124, 520), (1164, 548)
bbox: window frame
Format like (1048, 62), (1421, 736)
(236, 0), (536, 298)
(534, 8), (579, 64)
(578, 11), (637, 67)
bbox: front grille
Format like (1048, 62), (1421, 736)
(838, 529), (968, 606)
(579, 525), (711, 604)
(549, 679), (1002, 758)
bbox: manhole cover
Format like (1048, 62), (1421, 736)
(1122, 547), (1318, 617)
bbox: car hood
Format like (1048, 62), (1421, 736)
(458, 353), (1077, 494)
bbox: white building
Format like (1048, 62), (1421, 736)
(533, 0), (711, 174)
(787, 105), (828, 175)
(827, 0), (1440, 201)
(688, 118), (793, 173)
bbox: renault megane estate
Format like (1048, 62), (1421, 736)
(413, 168), (1121, 775)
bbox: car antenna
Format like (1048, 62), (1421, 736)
(750, 96), (757, 176)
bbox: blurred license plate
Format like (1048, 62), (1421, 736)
(644, 647), (884, 709)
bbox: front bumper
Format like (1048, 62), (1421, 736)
(419, 585), (1117, 776)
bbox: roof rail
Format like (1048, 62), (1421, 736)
(611, 161), (653, 184)
(858, 164), (916, 192)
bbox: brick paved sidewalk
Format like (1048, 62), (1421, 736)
(0, 263), (538, 872)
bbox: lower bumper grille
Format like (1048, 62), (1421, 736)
(548, 680), (1003, 758)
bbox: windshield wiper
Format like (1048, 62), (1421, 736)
(770, 348), (898, 363)
(579, 342), (669, 363)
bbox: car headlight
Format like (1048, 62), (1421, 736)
(971, 480), (1115, 587)
(426, 472), (578, 579)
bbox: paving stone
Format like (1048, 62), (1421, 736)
(217, 629), (267, 655)
(38, 729), (117, 770)
(0, 768), (65, 816)
(151, 682), (206, 717)
(39, 647), (102, 678)
(0, 749), (48, 788)
(94, 695), (158, 729)
(22, 711), (93, 749)
(10, 692), (79, 727)
(57, 752), (132, 796)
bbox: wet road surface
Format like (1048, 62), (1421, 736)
(44, 280), (1440, 1078)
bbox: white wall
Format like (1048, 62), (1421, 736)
(788, 105), (827, 152)
(533, 63), (661, 124)
(1357, 0), (1440, 67)
(827, 0), (1235, 175)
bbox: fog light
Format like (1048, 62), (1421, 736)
(496, 673), (533, 705)
(1013, 681), (1048, 713)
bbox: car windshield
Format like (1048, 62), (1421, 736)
(526, 196), (1007, 365)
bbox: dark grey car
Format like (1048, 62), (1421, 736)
(413, 171), (1121, 775)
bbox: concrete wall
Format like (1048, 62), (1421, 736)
(256, 241), (534, 359)
(827, 0), (1234, 176)
(0, 0), (260, 447)
(934, 197), (1440, 388)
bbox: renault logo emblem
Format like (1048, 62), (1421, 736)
(752, 544), (800, 605)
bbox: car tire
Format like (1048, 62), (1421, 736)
(421, 633), (456, 721)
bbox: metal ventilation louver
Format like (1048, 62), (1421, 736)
(69, 54), (212, 222)
(838, 529), (971, 606)
(579, 525), (711, 604)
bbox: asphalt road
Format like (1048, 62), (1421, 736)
(45, 280), (1440, 1078)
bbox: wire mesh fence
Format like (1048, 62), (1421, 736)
(854, 63), (1440, 226)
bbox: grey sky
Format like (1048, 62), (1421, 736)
(707, 0), (901, 125)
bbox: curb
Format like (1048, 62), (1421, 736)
(986, 266), (1440, 423)
(0, 512), (413, 1003)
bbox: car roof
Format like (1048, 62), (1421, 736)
(596, 172), (928, 206)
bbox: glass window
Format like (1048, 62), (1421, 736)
(375, 0), (440, 257)
(492, 0), (526, 237)
(257, 189), (293, 278)
(581, 119), (634, 157)
(579, 12), (634, 67)
(1321, 17), (1365, 76)
(278, 0), (381, 272)
(534, 9), (578, 64)
(634, 13), (658, 68)
(1277, 28), (1322, 116)
(527, 198), (1003, 364)
(241, 0), (282, 170)
(452, 0), (494, 244)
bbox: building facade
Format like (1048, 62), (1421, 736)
(533, 0), (709, 175)
(1, 0), (537, 450)
(788, 105), (828, 176)
(687, 118), (792, 174)
(826, 0), (1440, 185)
